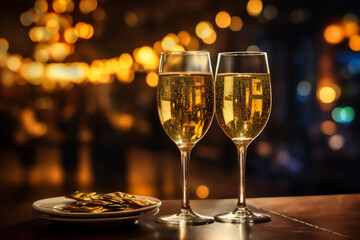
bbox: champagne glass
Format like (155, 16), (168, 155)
(214, 52), (272, 223)
(157, 51), (215, 225)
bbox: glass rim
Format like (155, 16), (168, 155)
(218, 51), (267, 56)
(160, 51), (210, 56)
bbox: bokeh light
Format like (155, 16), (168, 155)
(119, 53), (133, 69)
(92, 8), (106, 21)
(64, 28), (78, 44)
(196, 21), (213, 39)
(6, 55), (22, 72)
(343, 22), (359, 38)
(348, 58), (360, 74)
(202, 29), (217, 44)
(324, 24), (345, 44)
(215, 11), (231, 28)
(247, 45), (260, 51)
(229, 16), (243, 31)
(328, 134), (345, 150)
(317, 86), (336, 104)
(145, 72), (158, 87)
(349, 35), (360, 51)
(177, 31), (191, 46)
(196, 185), (209, 199)
(289, 9), (311, 24)
(124, 11), (138, 27)
(29, 27), (51, 42)
(186, 37), (199, 51)
(53, 0), (67, 13)
(135, 46), (155, 65)
(20, 11), (34, 26)
(321, 121), (337, 135)
(256, 141), (272, 157)
(34, 0), (48, 14)
(263, 4), (278, 21)
(75, 22), (94, 39)
(247, 0), (263, 16)
(161, 35), (176, 51)
(0, 38), (9, 55)
(19, 61), (44, 84)
(79, 0), (98, 14)
(332, 106), (355, 123)
(297, 81), (312, 96)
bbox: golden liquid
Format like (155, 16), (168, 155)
(215, 73), (271, 144)
(157, 73), (214, 146)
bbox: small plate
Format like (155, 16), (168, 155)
(32, 196), (161, 218)
(33, 208), (159, 226)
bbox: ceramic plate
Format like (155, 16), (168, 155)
(32, 196), (161, 218)
(33, 208), (159, 226)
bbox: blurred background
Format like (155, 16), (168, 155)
(0, 0), (359, 204)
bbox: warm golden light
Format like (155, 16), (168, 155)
(161, 36), (176, 51)
(49, 43), (70, 62)
(247, 0), (263, 16)
(229, 16), (243, 31)
(0, 38), (9, 55)
(172, 45), (185, 51)
(79, 0), (98, 14)
(349, 35), (360, 51)
(202, 29), (217, 44)
(124, 11), (138, 27)
(324, 24), (345, 44)
(29, 27), (51, 42)
(321, 121), (337, 135)
(135, 46), (156, 66)
(34, 47), (50, 62)
(92, 7), (105, 21)
(247, 45), (260, 51)
(34, 0), (48, 14)
(186, 37), (199, 51)
(6, 55), (22, 72)
(196, 185), (209, 199)
(46, 63), (89, 83)
(104, 58), (119, 74)
(75, 22), (94, 39)
(52, 0), (67, 13)
(343, 22), (359, 38)
(116, 69), (135, 83)
(20, 61), (44, 84)
(64, 28), (78, 44)
(119, 53), (133, 69)
(146, 72), (158, 87)
(20, 11), (34, 27)
(153, 41), (163, 55)
(177, 31), (191, 46)
(215, 11), (231, 28)
(317, 86), (336, 104)
(46, 18), (60, 35)
(196, 21), (213, 39)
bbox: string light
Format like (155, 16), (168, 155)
(1, 0), (206, 88)
(247, 0), (263, 16)
(324, 24), (345, 44)
(215, 11), (231, 28)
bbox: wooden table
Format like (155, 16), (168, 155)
(0, 194), (359, 240)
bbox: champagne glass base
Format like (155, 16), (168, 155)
(157, 209), (214, 225)
(215, 207), (271, 224)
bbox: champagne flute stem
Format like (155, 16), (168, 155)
(179, 146), (192, 211)
(237, 144), (248, 209)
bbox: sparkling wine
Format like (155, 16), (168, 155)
(215, 73), (271, 144)
(157, 73), (214, 145)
